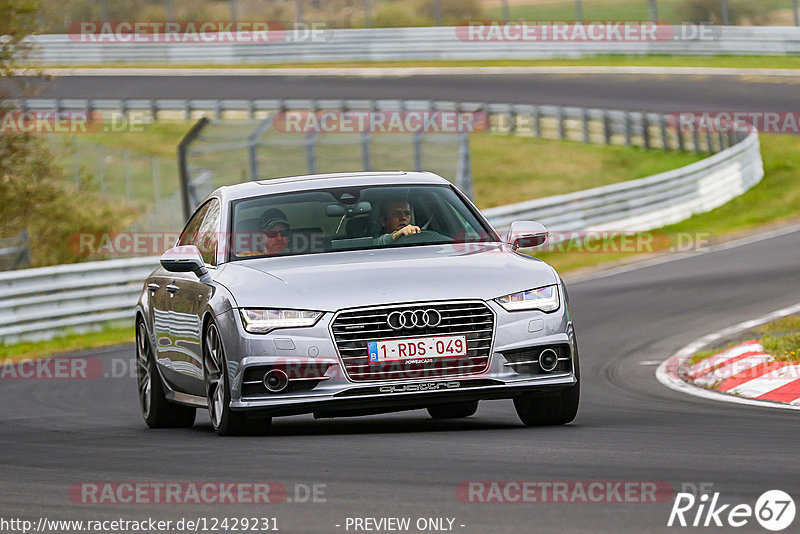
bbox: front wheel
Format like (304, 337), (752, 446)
(427, 400), (479, 419)
(513, 384), (579, 426)
(204, 322), (271, 436)
(514, 339), (580, 426)
(136, 320), (196, 428)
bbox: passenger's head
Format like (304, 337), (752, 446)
(259, 208), (289, 254)
(379, 199), (412, 232)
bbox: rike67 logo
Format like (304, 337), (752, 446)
(668, 490), (795, 531)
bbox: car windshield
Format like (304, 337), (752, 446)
(228, 184), (496, 260)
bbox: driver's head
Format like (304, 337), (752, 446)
(380, 200), (412, 233)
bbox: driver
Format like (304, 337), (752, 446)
(374, 199), (421, 246)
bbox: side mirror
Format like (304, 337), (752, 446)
(505, 221), (548, 250)
(160, 245), (208, 277)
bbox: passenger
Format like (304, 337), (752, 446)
(259, 208), (290, 255)
(374, 199), (421, 246)
(238, 208), (290, 257)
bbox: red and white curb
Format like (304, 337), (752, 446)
(657, 302), (800, 411)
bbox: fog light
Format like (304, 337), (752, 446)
(263, 369), (289, 393)
(538, 349), (558, 372)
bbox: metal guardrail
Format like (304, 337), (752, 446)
(24, 26), (800, 64)
(483, 131), (763, 232)
(0, 101), (764, 344)
(19, 98), (731, 155)
(0, 257), (158, 343)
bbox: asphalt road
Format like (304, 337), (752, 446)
(2, 226), (798, 533)
(19, 72), (800, 112)
(2, 71), (799, 533)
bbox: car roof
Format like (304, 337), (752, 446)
(213, 171), (452, 203)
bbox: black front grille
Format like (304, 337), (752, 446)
(502, 344), (572, 375)
(331, 301), (495, 382)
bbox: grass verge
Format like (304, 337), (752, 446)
(0, 324), (134, 362)
(690, 315), (800, 366)
(534, 133), (800, 272)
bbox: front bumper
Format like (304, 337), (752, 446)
(216, 299), (577, 418)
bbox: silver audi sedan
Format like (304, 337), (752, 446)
(135, 171), (579, 435)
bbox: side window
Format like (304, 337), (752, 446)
(178, 202), (211, 247)
(177, 199), (220, 265)
(196, 200), (221, 265)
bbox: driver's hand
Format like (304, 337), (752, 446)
(392, 225), (421, 240)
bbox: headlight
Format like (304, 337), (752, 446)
(495, 284), (560, 312)
(239, 309), (323, 334)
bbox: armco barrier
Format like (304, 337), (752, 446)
(0, 256), (158, 343)
(24, 26), (800, 64)
(483, 131), (763, 232)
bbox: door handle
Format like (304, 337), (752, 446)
(165, 284), (180, 294)
(147, 283), (160, 292)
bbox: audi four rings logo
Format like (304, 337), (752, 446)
(387, 309), (442, 330)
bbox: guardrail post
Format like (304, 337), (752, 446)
(413, 132), (423, 171)
(706, 130), (714, 153)
(677, 127), (686, 152)
(692, 129), (701, 154)
(728, 130), (737, 148)
(247, 99), (255, 120)
(214, 99), (222, 120)
(582, 108), (590, 143)
(361, 131), (371, 170)
(659, 115), (669, 150)
(557, 106), (566, 140)
(306, 131), (317, 174)
(184, 100), (191, 121)
(603, 110), (612, 145)
(533, 105), (541, 138)
(16, 231), (30, 270)
(624, 112), (632, 146)
(509, 106), (517, 134)
(150, 99), (158, 121)
(642, 113), (651, 150)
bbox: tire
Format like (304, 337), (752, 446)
(136, 319), (196, 428)
(427, 400), (479, 419)
(514, 339), (581, 426)
(203, 321), (272, 436)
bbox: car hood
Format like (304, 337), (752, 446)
(215, 243), (558, 311)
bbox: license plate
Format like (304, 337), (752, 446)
(367, 335), (467, 364)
